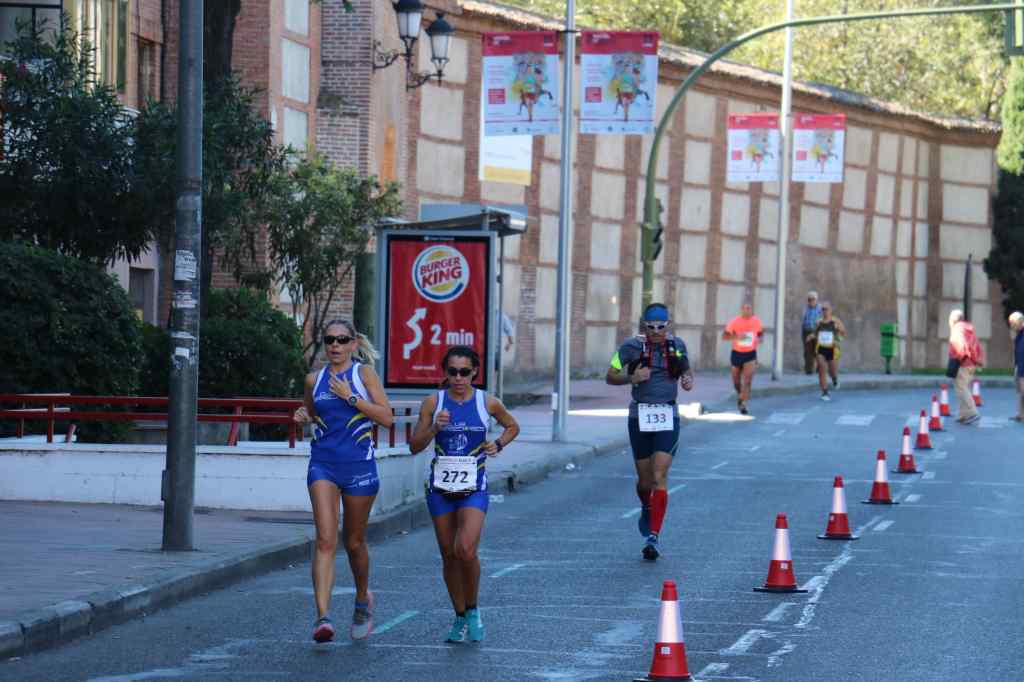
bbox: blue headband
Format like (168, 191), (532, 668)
(643, 306), (669, 322)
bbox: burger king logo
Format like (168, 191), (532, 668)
(412, 245), (469, 303)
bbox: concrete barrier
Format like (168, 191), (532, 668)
(0, 441), (426, 515)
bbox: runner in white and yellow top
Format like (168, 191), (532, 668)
(806, 302), (847, 401)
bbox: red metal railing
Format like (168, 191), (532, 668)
(0, 395), (424, 449)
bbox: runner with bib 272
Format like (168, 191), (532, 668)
(606, 303), (695, 561)
(409, 346), (519, 644)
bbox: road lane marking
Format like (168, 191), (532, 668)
(836, 414), (875, 426)
(766, 412), (806, 425)
(773, 429), (786, 437)
(695, 662), (730, 677)
(931, 451), (947, 460)
(491, 563), (526, 578)
(874, 520), (895, 532)
(620, 484), (687, 518)
(762, 602), (796, 623)
(373, 610), (419, 635)
(979, 417), (1006, 429)
(720, 628), (768, 655)
(923, 471), (936, 480)
(904, 494), (921, 503)
(711, 461), (729, 470)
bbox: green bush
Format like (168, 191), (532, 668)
(0, 241), (142, 440)
(139, 288), (305, 400)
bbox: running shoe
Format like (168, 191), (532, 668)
(642, 533), (660, 561)
(832, 377), (840, 390)
(466, 608), (485, 642)
(820, 391), (830, 402)
(350, 592), (374, 640)
(638, 505), (651, 538)
(963, 414), (981, 425)
(739, 402), (749, 416)
(312, 616), (335, 643)
(445, 615), (468, 643)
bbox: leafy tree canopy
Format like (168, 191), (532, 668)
(987, 59), (1024, 319)
(508, 0), (1007, 120)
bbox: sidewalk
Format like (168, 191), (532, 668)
(1, 370), (1013, 660)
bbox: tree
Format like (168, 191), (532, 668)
(986, 59), (1024, 319)
(0, 22), (154, 264)
(133, 75), (289, 318)
(265, 155), (402, 367)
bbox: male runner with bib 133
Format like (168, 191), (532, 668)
(606, 303), (694, 561)
(409, 346), (519, 644)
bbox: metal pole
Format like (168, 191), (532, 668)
(162, 0), (203, 551)
(963, 254), (973, 321)
(771, 0), (795, 381)
(552, 0), (575, 442)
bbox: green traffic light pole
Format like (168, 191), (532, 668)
(641, 2), (1021, 310)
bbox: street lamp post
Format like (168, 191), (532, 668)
(372, 0), (454, 90)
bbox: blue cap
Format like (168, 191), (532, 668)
(642, 305), (669, 322)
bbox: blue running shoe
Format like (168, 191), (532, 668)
(638, 505), (651, 538)
(466, 608), (485, 642)
(642, 533), (660, 561)
(445, 615), (468, 643)
(350, 591), (374, 640)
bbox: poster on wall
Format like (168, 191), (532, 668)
(726, 113), (781, 183)
(482, 31), (560, 137)
(792, 113), (846, 183)
(479, 97), (532, 185)
(579, 31), (659, 135)
(384, 235), (492, 389)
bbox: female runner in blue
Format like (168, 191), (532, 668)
(409, 346), (519, 644)
(293, 319), (394, 643)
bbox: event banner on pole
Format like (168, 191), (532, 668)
(579, 31), (659, 135)
(482, 31), (560, 137)
(792, 113), (846, 183)
(385, 236), (491, 388)
(726, 113), (780, 182)
(479, 95), (532, 185)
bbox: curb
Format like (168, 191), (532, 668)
(490, 438), (629, 492)
(0, 501), (433, 661)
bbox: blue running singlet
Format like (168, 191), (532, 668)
(307, 362), (379, 496)
(425, 388), (491, 517)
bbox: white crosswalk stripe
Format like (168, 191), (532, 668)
(979, 417), (1007, 429)
(836, 414), (875, 426)
(766, 412), (806, 425)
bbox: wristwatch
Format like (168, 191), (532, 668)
(347, 394), (359, 407)
(494, 441), (504, 453)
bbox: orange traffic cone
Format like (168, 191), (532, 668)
(862, 450), (899, 505)
(754, 514), (808, 593)
(929, 395), (943, 431)
(634, 580), (692, 681)
(915, 410), (932, 450)
(939, 384), (951, 417)
(892, 427), (921, 474)
(972, 380), (983, 406)
(818, 476), (859, 540)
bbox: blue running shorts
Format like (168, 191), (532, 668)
(426, 489), (489, 517)
(307, 458), (380, 496)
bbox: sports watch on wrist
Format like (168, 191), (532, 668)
(347, 394), (359, 407)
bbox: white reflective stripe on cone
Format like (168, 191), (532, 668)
(901, 434), (912, 456)
(931, 399), (940, 418)
(832, 484), (847, 514)
(875, 457), (889, 484)
(919, 413), (929, 434)
(656, 600), (684, 644)
(772, 528), (792, 561)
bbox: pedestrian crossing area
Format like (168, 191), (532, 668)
(764, 411), (1011, 428)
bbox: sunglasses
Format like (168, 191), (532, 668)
(644, 322), (668, 331)
(323, 335), (353, 346)
(446, 367), (474, 377)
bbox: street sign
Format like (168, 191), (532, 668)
(1007, 1), (1024, 55)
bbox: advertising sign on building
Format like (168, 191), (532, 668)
(579, 31), (659, 135)
(792, 113), (846, 183)
(479, 97), (532, 185)
(383, 235), (493, 389)
(482, 31), (560, 137)
(726, 113), (781, 183)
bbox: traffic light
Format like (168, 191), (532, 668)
(1007, 0), (1024, 56)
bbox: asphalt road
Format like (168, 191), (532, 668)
(5, 387), (1023, 682)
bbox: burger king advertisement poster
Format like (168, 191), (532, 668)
(384, 235), (493, 389)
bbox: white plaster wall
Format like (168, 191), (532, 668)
(896, 221), (912, 258)
(539, 214), (559, 264)
(875, 174), (895, 215)
(896, 261), (910, 295)
(846, 126), (873, 166)
(590, 222), (622, 270)
(799, 205), (829, 248)
(684, 90), (717, 138)
(680, 188), (712, 231)
(595, 135), (625, 169)
(503, 263), (521, 314)
(878, 132), (899, 172)
(721, 193), (751, 236)
(804, 181), (830, 205)
(899, 179), (913, 218)
(843, 167), (867, 210)
(586, 273), (620, 322)
(418, 36), (468, 84)
(870, 217), (893, 257)
(719, 238), (747, 282)
(420, 84), (463, 141)
(715, 284), (746, 325)
(535, 267), (557, 319)
(591, 171), (626, 219)
(540, 162), (560, 211)
(914, 223), (929, 258)
(838, 211), (864, 253)
(416, 140), (464, 196)
(641, 133), (670, 180)
(684, 140), (712, 185)
(902, 137), (918, 176)
(759, 198), (780, 241)
(939, 224), (991, 261)
(674, 281), (707, 325)
(940, 145), (993, 185)
(942, 185), (989, 225)
(913, 261), (927, 298)
(481, 181), (525, 205)
(678, 235), (707, 278)
(586, 326), (619, 367)
(533, 322), (555, 369)
(758, 243), (778, 285)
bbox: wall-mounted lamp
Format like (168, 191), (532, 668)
(372, 0), (454, 91)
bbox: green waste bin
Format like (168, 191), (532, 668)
(880, 323), (898, 374)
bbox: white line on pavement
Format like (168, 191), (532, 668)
(836, 414), (875, 426)
(695, 662), (731, 677)
(773, 429), (786, 437)
(711, 461), (729, 470)
(620, 483), (687, 518)
(762, 602), (797, 623)
(923, 471), (936, 480)
(720, 628), (768, 655)
(931, 451), (947, 460)
(904, 494), (921, 503)
(874, 520), (895, 532)
(766, 412), (806, 425)
(490, 563), (526, 578)
(373, 610), (419, 635)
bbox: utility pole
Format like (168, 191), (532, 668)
(771, 0), (795, 381)
(163, 0), (203, 551)
(552, 0), (575, 442)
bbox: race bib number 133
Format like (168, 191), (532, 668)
(638, 403), (673, 432)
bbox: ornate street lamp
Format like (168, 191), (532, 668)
(372, 0), (454, 90)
